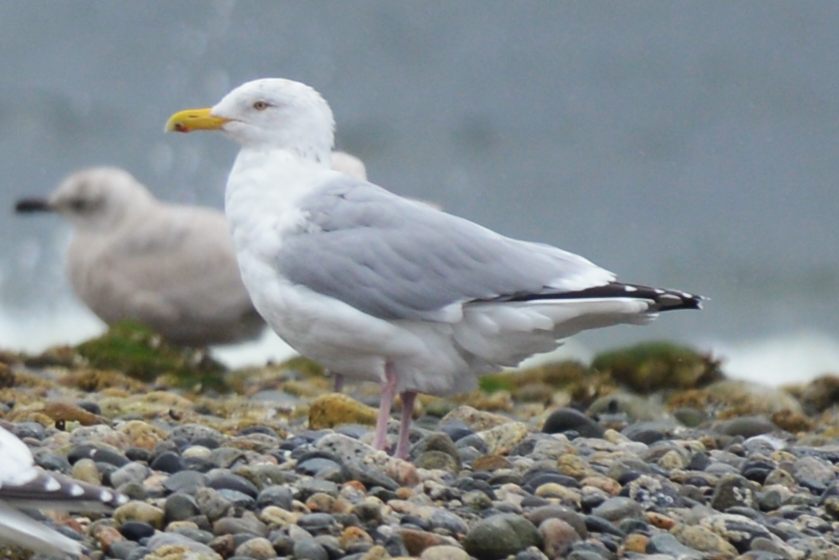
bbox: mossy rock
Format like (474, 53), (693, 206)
(74, 321), (228, 391)
(592, 342), (724, 394)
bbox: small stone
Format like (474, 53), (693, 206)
(398, 528), (456, 557)
(646, 512), (676, 530)
(556, 454), (595, 479)
(309, 393), (378, 429)
(478, 422), (530, 455)
(591, 497), (645, 522)
(646, 533), (703, 559)
(420, 545), (470, 560)
(710, 474), (758, 511)
(464, 514), (542, 560)
(415, 450), (460, 472)
(540, 518), (580, 558)
(71, 457), (101, 485)
(165, 492), (201, 523)
(439, 406), (513, 432)
(672, 524), (739, 556)
(113, 501), (165, 529)
(541, 408), (604, 438)
(195, 487), (232, 522)
(293, 539), (329, 560)
(473, 455), (514, 471)
(234, 537), (276, 560)
(339, 526), (374, 550)
(212, 513), (268, 537)
(623, 533), (648, 553)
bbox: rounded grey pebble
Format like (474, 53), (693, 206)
(297, 512), (338, 534)
(646, 533), (704, 560)
(36, 453), (72, 474)
(109, 540), (141, 560)
(591, 497), (645, 522)
(110, 462), (152, 488)
(213, 515), (268, 537)
(165, 492), (201, 522)
(196, 487), (233, 522)
(163, 470), (208, 495)
(207, 472), (259, 498)
(415, 450), (461, 472)
(583, 515), (625, 537)
(257, 485), (295, 510)
(542, 407), (604, 438)
(217, 488), (257, 509)
(125, 547), (152, 560)
(720, 416), (776, 438)
(12, 421), (46, 440)
(296, 479), (339, 500)
(566, 550), (607, 560)
(439, 420), (474, 442)
(710, 474), (758, 511)
(341, 461), (399, 491)
(428, 508), (469, 536)
(455, 434), (490, 453)
(234, 536), (276, 560)
(526, 505), (587, 538)
(464, 513), (542, 560)
(169, 526), (214, 544)
(293, 539), (329, 560)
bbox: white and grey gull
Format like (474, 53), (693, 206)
(165, 78), (702, 459)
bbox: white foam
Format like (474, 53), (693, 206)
(707, 330), (839, 387)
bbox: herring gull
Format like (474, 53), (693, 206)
(165, 78), (702, 458)
(0, 424), (128, 556)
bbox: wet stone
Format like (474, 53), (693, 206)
(542, 408), (605, 438)
(591, 497), (645, 522)
(463, 513), (542, 560)
(710, 474), (758, 511)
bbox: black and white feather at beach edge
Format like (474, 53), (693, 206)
(0, 425), (128, 557)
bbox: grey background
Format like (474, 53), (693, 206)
(1, 1), (837, 367)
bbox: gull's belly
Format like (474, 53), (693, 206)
(236, 247), (425, 379)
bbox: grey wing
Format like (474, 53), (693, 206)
(276, 177), (614, 321)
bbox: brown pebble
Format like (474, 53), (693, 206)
(90, 524), (124, 553)
(539, 518), (580, 558)
(623, 533), (648, 553)
(647, 511), (676, 529)
(305, 492), (335, 512)
(339, 526), (375, 549)
(472, 455), (513, 472)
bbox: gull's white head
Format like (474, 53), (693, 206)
(166, 78), (336, 164)
(15, 167), (156, 233)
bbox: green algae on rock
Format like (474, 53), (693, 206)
(73, 320), (228, 390)
(592, 341), (723, 393)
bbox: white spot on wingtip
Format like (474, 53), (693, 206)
(45, 477), (61, 492)
(70, 483), (85, 497)
(624, 285), (637, 292)
(100, 489), (113, 502)
(654, 289), (665, 294)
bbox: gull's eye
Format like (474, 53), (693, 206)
(253, 101), (270, 111)
(70, 198), (88, 211)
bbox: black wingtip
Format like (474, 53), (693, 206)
(14, 198), (51, 213)
(617, 282), (705, 312)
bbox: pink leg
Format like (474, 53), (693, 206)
(372, 362), (397, 452)
(332, 371), (344, 393)
(394, 391), (417, 460)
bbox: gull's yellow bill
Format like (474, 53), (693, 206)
(164, 108), (229, 133)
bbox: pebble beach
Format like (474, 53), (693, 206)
(2, 324), (839, 560)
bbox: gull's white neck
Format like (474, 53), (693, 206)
(224, 148), (330, 256)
